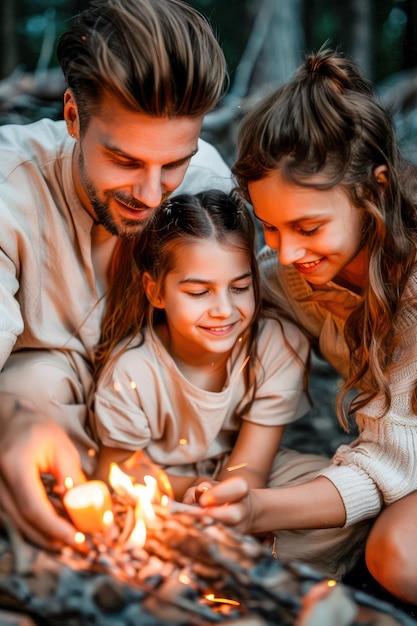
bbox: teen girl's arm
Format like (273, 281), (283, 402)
(316, 272), (417, 527)
(198, 274), (417, 533)
(195, 475), (346, 535)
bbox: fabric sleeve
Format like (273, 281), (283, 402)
(0, 198), (26, 368)
(319, 272), (417, 525)
(173, 138), (232, 195)
(92, 350), (154, 451)
(242, 317), (311, 427)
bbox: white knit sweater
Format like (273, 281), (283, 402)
(258, 246), (417, 526)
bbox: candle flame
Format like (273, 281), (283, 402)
(109, 463), (137, 500)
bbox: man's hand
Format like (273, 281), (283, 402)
(0, 398), (86, 549)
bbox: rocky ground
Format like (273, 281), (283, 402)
(283, 353), (417, 621)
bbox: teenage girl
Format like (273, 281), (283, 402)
(193, 50), (417, 603)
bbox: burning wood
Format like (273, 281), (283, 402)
(0, 467), (414, 625)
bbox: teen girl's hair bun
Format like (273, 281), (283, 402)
(301, 47), (374, 97)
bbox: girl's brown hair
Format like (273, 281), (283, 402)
(233, 47), (417, 428)
(94, 190), (262, 380)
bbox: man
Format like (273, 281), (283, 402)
(0, 0), (231, 548)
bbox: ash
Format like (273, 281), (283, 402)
(0, 504), (415, 626)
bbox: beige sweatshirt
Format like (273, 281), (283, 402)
(258, 245), (417, 526)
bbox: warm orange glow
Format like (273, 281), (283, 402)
(64, 476), (74, 490)
(74, 531), (86, 544)
(205, 594), (240, 606)
(179, 573), (191, 584)
(109, 462), (138, 500)
(226, 462), (248, 472)
(327, 579), (337, 588)
(63, 480), (113, 534)
(126, 519), (147, 548)
(109, 463), (170, 547)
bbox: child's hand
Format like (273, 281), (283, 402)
(182, 479), (218, 505)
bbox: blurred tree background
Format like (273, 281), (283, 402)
(1, 0), (417, 162)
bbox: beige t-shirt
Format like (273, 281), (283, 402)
(92, 317), (310, 476)
(0, 118), (233, 368)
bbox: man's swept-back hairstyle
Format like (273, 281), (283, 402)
(57, 0), (227, 126)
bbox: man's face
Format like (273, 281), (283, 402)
(65, 91), (203, 238)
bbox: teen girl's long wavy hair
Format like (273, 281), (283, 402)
(94, 190), (263, 383)
(232, 47), (417, 429)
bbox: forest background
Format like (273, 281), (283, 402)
(1, 0), (417, 166)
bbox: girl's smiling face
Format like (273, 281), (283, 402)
(147, 239), (256, 364)
(248, 170), (367, 289)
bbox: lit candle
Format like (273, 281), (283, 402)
(63, 480), (113, 534)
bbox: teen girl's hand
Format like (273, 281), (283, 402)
(0, 398), (86, 549)
(182, 478), (219, 506)
(192, 476), (255, 533)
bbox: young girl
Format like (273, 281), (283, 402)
(91, 189), (367, 578)
(193, 50), (417, 603)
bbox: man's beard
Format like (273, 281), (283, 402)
(78, 152), (168, 239)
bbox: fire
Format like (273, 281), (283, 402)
(108, 462), (165, 547)
(63, 460), (170, 548)
(108, 463), (137, 500)
(125, 518), (147, 548)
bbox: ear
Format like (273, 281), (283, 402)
(374, 164), (389, 188)
(142, 272), (165, 308)
(63, 89), (80, 140)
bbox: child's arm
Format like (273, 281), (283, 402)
(216, 421), (285, 488)
(182, 421), (285, 505)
